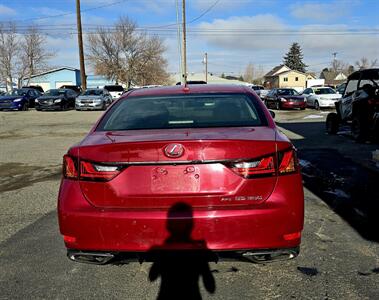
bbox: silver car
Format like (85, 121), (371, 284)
(302, 87), (341, 110)
(75, 88), (112, 111)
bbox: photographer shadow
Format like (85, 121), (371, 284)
(147, 202), (216, 300)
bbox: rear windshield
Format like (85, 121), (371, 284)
(105, 85), (124, 92)
(82, 89), (102, 96)
(97, 93), (267, 131)
(277, 89), (299, 96)
(44, 89), (66, 96)
(314, 88), (336, 94)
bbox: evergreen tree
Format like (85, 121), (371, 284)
(283, 43), (307, 73)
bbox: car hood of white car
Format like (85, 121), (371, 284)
(316, 94), (341, 100)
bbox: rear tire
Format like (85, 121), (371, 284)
(315, 101), (320, 110)
(326, 113), (339, 134)
(21, 103), (28, 111)
(351, 115), (368, 142)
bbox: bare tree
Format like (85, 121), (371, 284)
(87, 17), (170, 87)
(0, 24), (53, 89)
(244, 63), (265, 84)
(0, 23), (19, 91)
(331, 59), (348, 73)
(243, 63), (254, 83)
(355, 57), (378, 70)
(20, 26), (54, 87)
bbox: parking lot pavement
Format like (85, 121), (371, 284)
(1, 109), (379, 299)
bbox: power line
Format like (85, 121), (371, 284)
(0, 0), (129, 23)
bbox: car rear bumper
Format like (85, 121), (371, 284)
(35, 103), (63, 110)
(58, 174), (304, 255)
(67, 246), (300, 265)
(319, 101), (338, 108)
(0, 102), (21, 110)
(76, 102), (104, 110)
(281, 102), (306, 109)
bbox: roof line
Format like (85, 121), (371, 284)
(27, 67), (79, 79)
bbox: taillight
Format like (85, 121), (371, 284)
(63, 155), (78, 179)
(227, 148), (298, 178)
(80, 161), (121, 181)
(278, 149), (297, 174)
(62, 155), (122, 181)
(230, 156), (276, 178)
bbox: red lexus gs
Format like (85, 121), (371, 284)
(58, 84), (304, 264)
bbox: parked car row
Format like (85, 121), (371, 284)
(0, 85), (125, 112)
(251, 85), (343, 111)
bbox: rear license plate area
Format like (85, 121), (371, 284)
(151, 166), (200, 193)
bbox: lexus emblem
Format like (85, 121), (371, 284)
(164, 143), (184, 158)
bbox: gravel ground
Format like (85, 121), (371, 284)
(0, 109), (378, 299)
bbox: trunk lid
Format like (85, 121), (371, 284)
(77, 127), (278, 209)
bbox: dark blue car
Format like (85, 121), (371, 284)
(0, 88), (41, 111)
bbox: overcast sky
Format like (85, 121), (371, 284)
(1, 0), (378, 76)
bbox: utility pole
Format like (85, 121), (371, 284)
(76, 0), (87, 90)
(181, 0), (187, 85)
(203, 52), (208, 83)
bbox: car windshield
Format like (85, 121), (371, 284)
(97, 93), (266, 131)
(45, 89), (65, 96)
(82, 89), (102, 96)
(105, 85), (124, 92)
(5, 89), (27, 96)
(277, 89), (299, 96)
(314, 88), (336, 94)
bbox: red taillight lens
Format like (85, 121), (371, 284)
(228, 149), (298, 178)
(80, 161), (121, 181)
(63, 155), (122, 181)
(278, 149), (297, 174)
(63, 155), (78, 179)
(283, 231), (301, 241)
(63, 235), (77, 244)
(231, 156), (276, 178)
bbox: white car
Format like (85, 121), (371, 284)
(302, 87), (341, 109)
(104, 85), (125, 101)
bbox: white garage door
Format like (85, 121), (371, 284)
(32, 82), (50, 92)
(55, 81), (73, 88)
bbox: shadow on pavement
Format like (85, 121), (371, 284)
(146, 202), (216, 300)
(278, 121), (379, 242)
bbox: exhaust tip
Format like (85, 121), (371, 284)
(68, 251), (115, 265)
(242, 248), (299, 263)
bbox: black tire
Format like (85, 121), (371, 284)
(300, 107), (305, 110)
(351, 115), (368, 142)
(314, 100), (320, 110)
(326, 113), (339, 134)
(101, 102), (107, 111)
(61, 103), (68, 111)
(21, 102), (29, 111)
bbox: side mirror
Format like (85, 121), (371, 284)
(269, 110), (275, 119)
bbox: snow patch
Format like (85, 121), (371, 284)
(303, 114), (324, 119)
(299, 159), (312, 168)
(324, 189), (350, 199)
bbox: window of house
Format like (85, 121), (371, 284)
(284, 77), (288, 82)
(295, 77), (299, 81)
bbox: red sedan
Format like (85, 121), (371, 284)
(58, 84), (304, 264)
